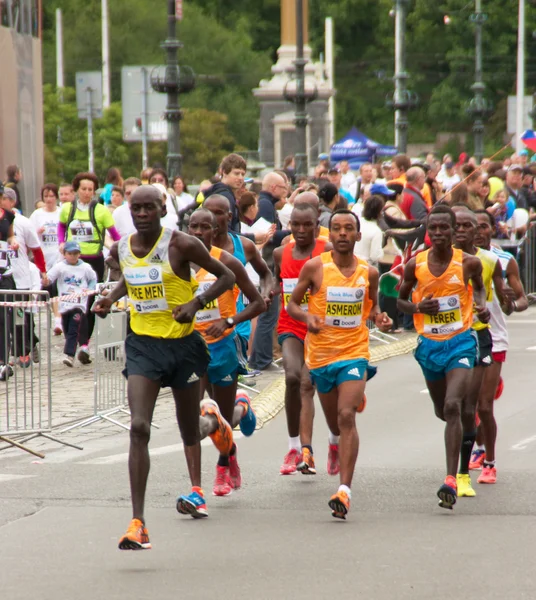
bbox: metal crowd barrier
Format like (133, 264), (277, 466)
(0, 290), (81, 458)
(492, 227), (536, 296)
(60, 283), (159, 433)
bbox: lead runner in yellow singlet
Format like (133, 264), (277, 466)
(288, 209), (392, 520)
(94, 186), (235, 549)
(398, 204), (490, 511)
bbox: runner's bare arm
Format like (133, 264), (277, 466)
(204, 252), (266, 339)
(272, 246), (284, 296)
(172, 234), (235, 323)
(465, 255), (489, 323)
(397, 258), (439, 315)
(490, 259), (507, 309)
(504, 256), (528, 313)
(368, 266), (392, 332)
(242, 237), (274, 302)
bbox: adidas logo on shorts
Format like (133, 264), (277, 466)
(222, 375), (233, 382)
(347, 367), (361, 377)
(458, 358), (470, 367)
(482, 356), (492, 364)
(187, 373), (199, 383)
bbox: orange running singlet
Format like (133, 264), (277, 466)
(194, 246), (236, 344)
(413, 248), (473, 341)
(305, 252), (372, 370)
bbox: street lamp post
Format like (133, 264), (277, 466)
(393, 0), (409, 153)
(467, 0), (490, 163)
(294, 0), (308, 177)
(386, 0), (417, 153)
(283, 0), (317, 178)
(151, 0), (195, 180)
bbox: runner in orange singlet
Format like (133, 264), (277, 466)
(397, 204), (489, 510)
(188, 209), (266, 498)
(288, 210), (392, 520)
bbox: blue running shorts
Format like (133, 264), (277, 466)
(414, 329), (478, 382)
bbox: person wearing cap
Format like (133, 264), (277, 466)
(43, 241), (97, 367)
(327, 167), (354, 208)
(505, 164), (525, 208)
(1, 187), (48, 369)
(437, 160), (460, 192)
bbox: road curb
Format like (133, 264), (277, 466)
(251, 334), (418, 429)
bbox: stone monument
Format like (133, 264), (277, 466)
(253, 0), (334, 170)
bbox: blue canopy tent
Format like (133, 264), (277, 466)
(330, 127), (397, 170)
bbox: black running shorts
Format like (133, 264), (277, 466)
(124, 331), (210, 389)
(475, 327), (493, 368)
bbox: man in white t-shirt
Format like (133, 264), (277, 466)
(1, 191), (47, 366)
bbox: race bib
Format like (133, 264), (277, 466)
(282, 278), (308, 311)
(59, 285), (87, 313)
(70, 220), (94, 242)
(324, 286), (364, 328)
(124, 265), (168, 314)
(0, 241), (9, 269)
(195, 279), (220, 323)
(423, 295), (463, 335)
(43, 224), (58, 247)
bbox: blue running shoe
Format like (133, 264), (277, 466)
(437, 475), (457, 510)
(235, 391), (256, 436)
(176, 488), (208, 519)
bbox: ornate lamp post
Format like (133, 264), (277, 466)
(466, 0), (492, 163)
(151, 0), (195, 179)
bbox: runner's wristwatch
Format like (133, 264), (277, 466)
(225, 317), (235, 328)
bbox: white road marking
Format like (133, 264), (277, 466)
(508, 320), (536, 324)
(81, 433), (243, 465)
(0, 474), (34, 482)
(526, 346), (536, 351)
(511, 435), (536, 450)
(420, 389), (429, 394)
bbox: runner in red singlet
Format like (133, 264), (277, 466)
(274, 203), (336, 476)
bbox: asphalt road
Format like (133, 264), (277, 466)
(1, 310), (536, 599)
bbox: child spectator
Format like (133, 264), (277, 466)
(44, 241), (97, 367)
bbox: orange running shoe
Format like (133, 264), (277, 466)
(280, 449), (301, 475)
(118, 518), (151, 550)
(201, 399), (233, 455)
(328, 490), (350, 519)
(478, 465), (497, 484)
(357, 393), (367, 414)
(437, 475), (457, 510)
(469, 449), (486, 471)
(297, 448), (317, 475)
(327, 444), (340, 476)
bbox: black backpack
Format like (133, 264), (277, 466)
(66, 199), (104, 253)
